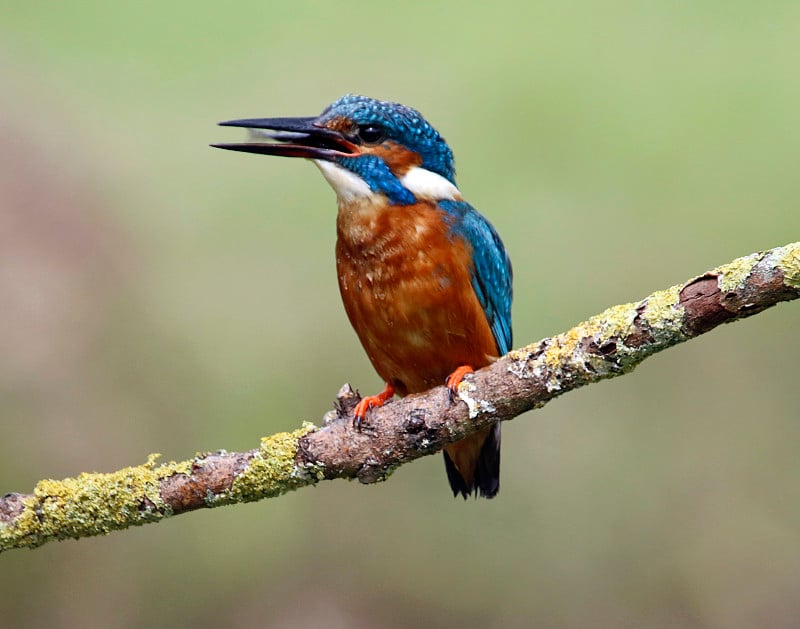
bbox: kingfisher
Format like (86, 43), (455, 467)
(213, 95), (513, 498)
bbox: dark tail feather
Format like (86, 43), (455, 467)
(443, 449), (471, 499)
(443, 423), (501, 499)
(475, 423), (501, 498)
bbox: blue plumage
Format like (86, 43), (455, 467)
(439, 199), (513, 356)
(338, 154), (415, 205)
(320, 96), (513, 355)
(322, 95), (513, 357)
(320, 94), (456, 184)
(215, 94), (513, 498)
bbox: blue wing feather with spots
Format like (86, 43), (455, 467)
(438, 200), (513, 355)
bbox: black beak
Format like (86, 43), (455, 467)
(212, 116), (359, 160)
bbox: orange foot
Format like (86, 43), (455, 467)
(446, 365), (475, 400)
(353, 382), (395, 430)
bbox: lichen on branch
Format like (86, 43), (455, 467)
(1, 241), (798, 553)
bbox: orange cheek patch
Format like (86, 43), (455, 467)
(365, 140), (422, 176)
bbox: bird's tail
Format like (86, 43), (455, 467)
(443, 423), (501, 499)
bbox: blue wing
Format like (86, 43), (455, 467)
(438, 200), (513, 355)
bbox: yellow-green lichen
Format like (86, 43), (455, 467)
(775, 241), (800, 289)
(0, 495), (40, 550)
(587, 301), (640, 341)
(540, 322), (586, 372)
(147, 452), (194, 481)
(212, 422), (319, 505)
(1, 426), (322, 551)
(508, 288), (687, 392)
(0, 455), (188, 551)
(525, 301), (640, 390)
(639, 284), (685, 342)
(714, 252), (762, 293)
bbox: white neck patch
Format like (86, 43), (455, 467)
(400, 166), (462, 201)
(313, 160), (462, 203)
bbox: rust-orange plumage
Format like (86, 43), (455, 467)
(215, 95), (513, 498)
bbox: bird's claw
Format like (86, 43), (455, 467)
(351, 383), (395, 431)
(446, 365), (475, 403)
(352, 398), (374, 431)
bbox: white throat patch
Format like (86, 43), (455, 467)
(313, 160), (462, 203)
(313, 160), (372, 202)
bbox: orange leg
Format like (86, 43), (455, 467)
(446, 365), (475, 397)
(353, 382), (395, 429)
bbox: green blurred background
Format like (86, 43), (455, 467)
(1, 2), (799, 627)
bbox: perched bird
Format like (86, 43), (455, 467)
(213, 95), (512, 498)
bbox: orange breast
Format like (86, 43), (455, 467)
(336, 198), (499, 396)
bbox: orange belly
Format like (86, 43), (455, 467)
(336, 199), (498, 396)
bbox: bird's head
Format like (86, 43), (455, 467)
(213, 94), (461, 205)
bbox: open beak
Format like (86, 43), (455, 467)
(211, 116), (359, 160)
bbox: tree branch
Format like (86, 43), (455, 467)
(2, 242), (798, 552)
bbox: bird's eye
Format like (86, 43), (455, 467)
(357, 125), (385, 144)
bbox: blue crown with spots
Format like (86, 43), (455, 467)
(319, 94), (456, 184)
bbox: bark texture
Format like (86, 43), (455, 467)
(1, 241), (798, 552)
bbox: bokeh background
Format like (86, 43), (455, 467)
(1, 2), (799, 627)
